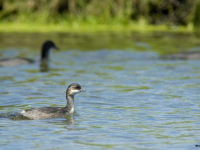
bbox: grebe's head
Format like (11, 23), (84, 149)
(67, 83), (85, 96)
(42, 40), (59, 51)
(41, 40), (59, 60)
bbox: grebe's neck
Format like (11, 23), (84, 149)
(41, 48), (50, 62)
(66, 95), (75, 114)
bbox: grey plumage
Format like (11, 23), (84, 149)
(21, 83), (85, 120)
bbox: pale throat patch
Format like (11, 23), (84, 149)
(70, 89), (80, 95)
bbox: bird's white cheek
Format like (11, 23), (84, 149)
(70, 90), (80, 95)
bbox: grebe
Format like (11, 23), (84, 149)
(163, 51), (200, 60)
(21, 83), (85, 120)
(0, 40), (58, 70)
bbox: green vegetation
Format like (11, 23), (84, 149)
(0, 0), (200, 32)
(0, 21), (195, 33)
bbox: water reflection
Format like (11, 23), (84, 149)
(0, 112), (75, 125)
(64, 115), (75, 125)
(0, 32), (199, 54)
(0, 112), (30, 120)
(40, 60), (49, 72)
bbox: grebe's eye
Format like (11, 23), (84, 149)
(76, 85), (81, 90)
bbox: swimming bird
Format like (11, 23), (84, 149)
(21, 83), (85, 120)
(171, 51), (200, 60)
(0, 40), (59, 70)
(163, 51), (200, 60)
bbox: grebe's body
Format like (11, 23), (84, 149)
(165, 51), (200, 60)
(21, 83), (85, 120)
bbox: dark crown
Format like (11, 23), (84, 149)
(67, 83), (81, 90)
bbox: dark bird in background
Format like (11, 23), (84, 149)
(0, 40), (59, 72)
(39, 41), (59, 72)
(167, 51), (200, 60)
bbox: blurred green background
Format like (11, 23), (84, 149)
(0, 0), (200, 32)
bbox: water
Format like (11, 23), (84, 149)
(0, 32), (200, 150)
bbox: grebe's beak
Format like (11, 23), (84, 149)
(80, 89), (86, 92)
(53, 45), (59, 51)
